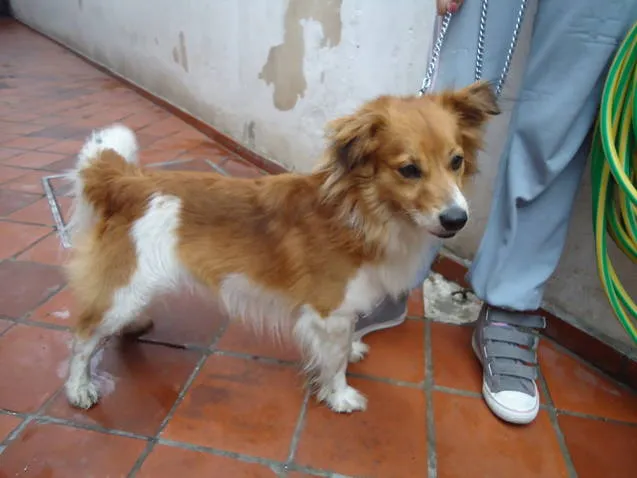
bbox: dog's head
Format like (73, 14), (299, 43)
(321, 81), (499, 238)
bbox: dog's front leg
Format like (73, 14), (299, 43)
(294, 310), (367, 413)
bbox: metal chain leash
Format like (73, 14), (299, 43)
(492, 0), (528, 96)
(420, 0), (528, 97)
(474, 0), (488, 82)
(419, 0), (529, 304)
(419, 11), (453, 94)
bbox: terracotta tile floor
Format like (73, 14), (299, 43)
(0, 19), (636, 478)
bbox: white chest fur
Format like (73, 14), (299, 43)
(338, 228), (442, 316)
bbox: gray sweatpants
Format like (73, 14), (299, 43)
(414, 0), (636, 311)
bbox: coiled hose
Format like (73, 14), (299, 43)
(590, 21), (637, 345)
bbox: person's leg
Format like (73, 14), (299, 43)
(354, 0), (517, 339)
(470, 0), (637, 424)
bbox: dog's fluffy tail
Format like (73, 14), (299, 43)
(76, 123), (138, 171)
(68, 124), (139, 241)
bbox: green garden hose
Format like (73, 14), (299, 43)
(590, 21), (637, 344)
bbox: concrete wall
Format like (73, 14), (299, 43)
(11, 0), (438, 171)
(10, 0), (637, 357)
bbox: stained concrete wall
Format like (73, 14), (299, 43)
(10, 0), (637, 357)
(10, 0), (438, 171)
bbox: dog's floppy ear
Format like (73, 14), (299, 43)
(441, 80), (500, 128)
(436, 81), (499, 176)
(326, 108), (385, 172)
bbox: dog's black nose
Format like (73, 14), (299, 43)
(439, 206), (468, 232)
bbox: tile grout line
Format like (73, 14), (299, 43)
(211, 347), (429, 390)
(10, 229), (58, 259)
(127, 319), (230, 477)
(6, 229), (58, 261)
(3, 173), (629, 478)
(424, 319), (438, 478)
(166, 325), (227, 425)
(211, 349), (299, 368)
(431, 384), (598, 416)
(205, 159), (231, 176)
(555, 408), (637, 428)
(0, 163), (72, 173)
(157, 437), (287, 468)
(1, 217), (58, 229)
(0, 321), (15, 337)
(0, 275), (67, 330)
(0, 383), (67, 453)
(34, 415), (152, 441)
(6, 316), (337, 478)
(0, 416), (34, 453)
(346, 371), (423, 389)
(432, 385), (482, 399)
(0, 256), (67, 271)
(0, 410), (29, 451)
(210, 348), (429, 389)
(537, 371), (578, 478)
(125, 352), (208, 478)
(21, 280), (68, 321)
(8, 317), (70, 332)
(3, 317), (634, 436)
(146, 157), (206, 169)
(0, 410), (30, 419)
(2, 386), (631, 457)
(284, 389), (311, 467)
(154, 438), (332, 477)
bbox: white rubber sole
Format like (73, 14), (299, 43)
(353, 312), (407, 341)
(471, 334), (540, 425)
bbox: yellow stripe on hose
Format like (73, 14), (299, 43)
(591, 21), (637, 344)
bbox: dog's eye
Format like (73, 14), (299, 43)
(450, 154), (464, 171)
(398, 164), (422, 179)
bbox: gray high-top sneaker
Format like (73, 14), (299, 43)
(472, 304), (546, 424)
(354, 293), (408, 341)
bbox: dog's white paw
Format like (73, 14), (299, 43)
(349, 340), (370, 363)
(324, 385), (368, 413)
(66, 380), (100, 409)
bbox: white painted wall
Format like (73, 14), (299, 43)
(10, 0), (637, 357)
(10, 0), (438, 170)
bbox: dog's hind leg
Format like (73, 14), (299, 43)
(294, 308), (367, 413)
(65, 284), (156, 409)
(65, 305), (109, 409)
(65, 192), (184, 409)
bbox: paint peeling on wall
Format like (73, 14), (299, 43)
(243, 120), (256, 148)
(172, 31), (189, 72)
(259, 0), (342, 111)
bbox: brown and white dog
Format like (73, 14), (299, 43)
(64, 81), (499, 413)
